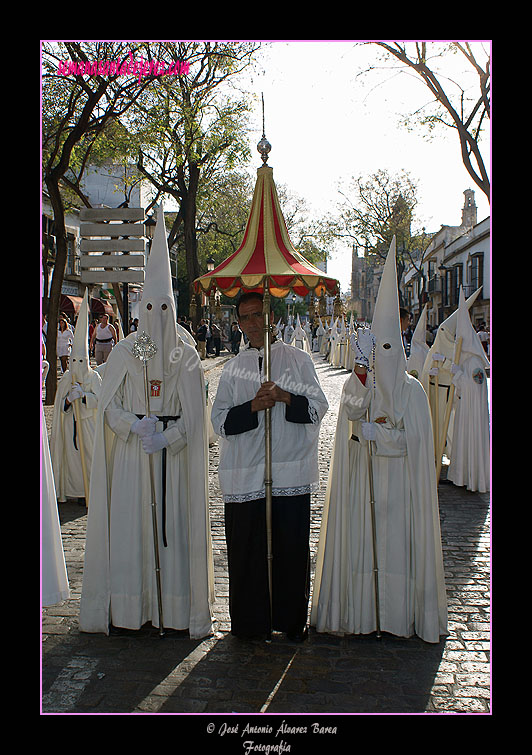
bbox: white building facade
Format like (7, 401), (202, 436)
(403, 189), (490, 328)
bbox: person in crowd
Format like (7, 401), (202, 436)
(79, 206), (213, 639)
(90, 313), (117, 365)
(312, 239), (447, 644)
(51, 291), (101, 505)
(211, 292), (328, 642)
(195, 319), (208, 359)
(57, 316), (74, 373)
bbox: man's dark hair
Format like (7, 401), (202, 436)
(236, 291), (263, 318)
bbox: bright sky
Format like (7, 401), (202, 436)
(243, 40), (491, 292)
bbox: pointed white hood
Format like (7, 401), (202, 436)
(406, 303), (429, 378)
(431, 286), (482, 362)
(290, 314), (310, 352)
(455, 286), (490, 368)
(369, 236), (407, 425)
(136, 204), (180, 412)
(70, 289), (91, 382)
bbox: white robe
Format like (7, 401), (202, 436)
(79, 334), (214, 638)
(447, 355), (490, 493)
(421, 344), (456, 460)
(311, 370), (448, 644)
(290, 326), (312, 354)
(42, 407), (70, 606)
(406, 339), (429, 381)
(50, 369), (101, 501)
(283, 325), (294, 344)
(315, 322), (326, 353)
(211, 340), (328, 502)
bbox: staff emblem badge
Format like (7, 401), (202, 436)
(150, 379), (162, 397)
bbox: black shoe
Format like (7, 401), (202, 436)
(286, 627), (308, 643)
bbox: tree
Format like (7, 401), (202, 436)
(133, 41), (261, 325)
(328, 169), (429, 305)
(41, 41), (161, 403)
(364, 41), (490, 201)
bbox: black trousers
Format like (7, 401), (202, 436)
(224, 494), (310, 637)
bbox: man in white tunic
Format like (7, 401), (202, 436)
(447, 288), (490, 493)
(311, 238), (447, 644)
(79, 206), (214, 638)
(211, 292), (328, 641)
(51, 289), (101, 504)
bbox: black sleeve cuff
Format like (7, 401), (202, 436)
(285, 393), (312, 424)
(224, 400), (259, 436)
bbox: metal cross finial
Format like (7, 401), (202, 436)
(257, 92), (272, 164)
(132, 331), (158, 363)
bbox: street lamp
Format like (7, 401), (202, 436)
(287, 293), (296, 322)
(145, 214), (156, 246)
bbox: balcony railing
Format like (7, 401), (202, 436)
(427, 277), (440, 293)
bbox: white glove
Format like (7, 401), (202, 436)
(428, 367), (439, 376)
(131, 415), (158, 438)
(450, 362), (462, 375)
(432, 352), (445, 362)
(361, 421), (377, 441)
(351, 328), (375, 367)
(142, 432), (169, 454)
(67, 383), (84, 403)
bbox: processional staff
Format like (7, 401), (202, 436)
(132, 330), (165, 638)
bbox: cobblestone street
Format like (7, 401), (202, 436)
(42, 353), (491, 723)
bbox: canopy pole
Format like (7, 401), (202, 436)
(263, 281), (273, 641)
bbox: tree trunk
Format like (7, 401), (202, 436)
(183, 164), (202, 328)
(44, 176), (69, 405)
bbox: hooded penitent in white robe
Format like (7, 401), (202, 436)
(50, 290), (101, 502)
(320, 322), (330, 356)
(344, 315), (356, 372)
(420, 288), (482, 461)
(315, 318), (326, 353)
(79, 206), (214, 638)
(327, 318), (339, 365)
(335, 318), (348, 368)
(290, 315), (312, 354)
(406, 304), (429, 380)
(311, 238), (447, 644)
(283, 321), (294, 344)
(447, 288), (490, 493)
(42, 373), (70, 606)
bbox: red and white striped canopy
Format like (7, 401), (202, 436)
(194, 165), (339, 299)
